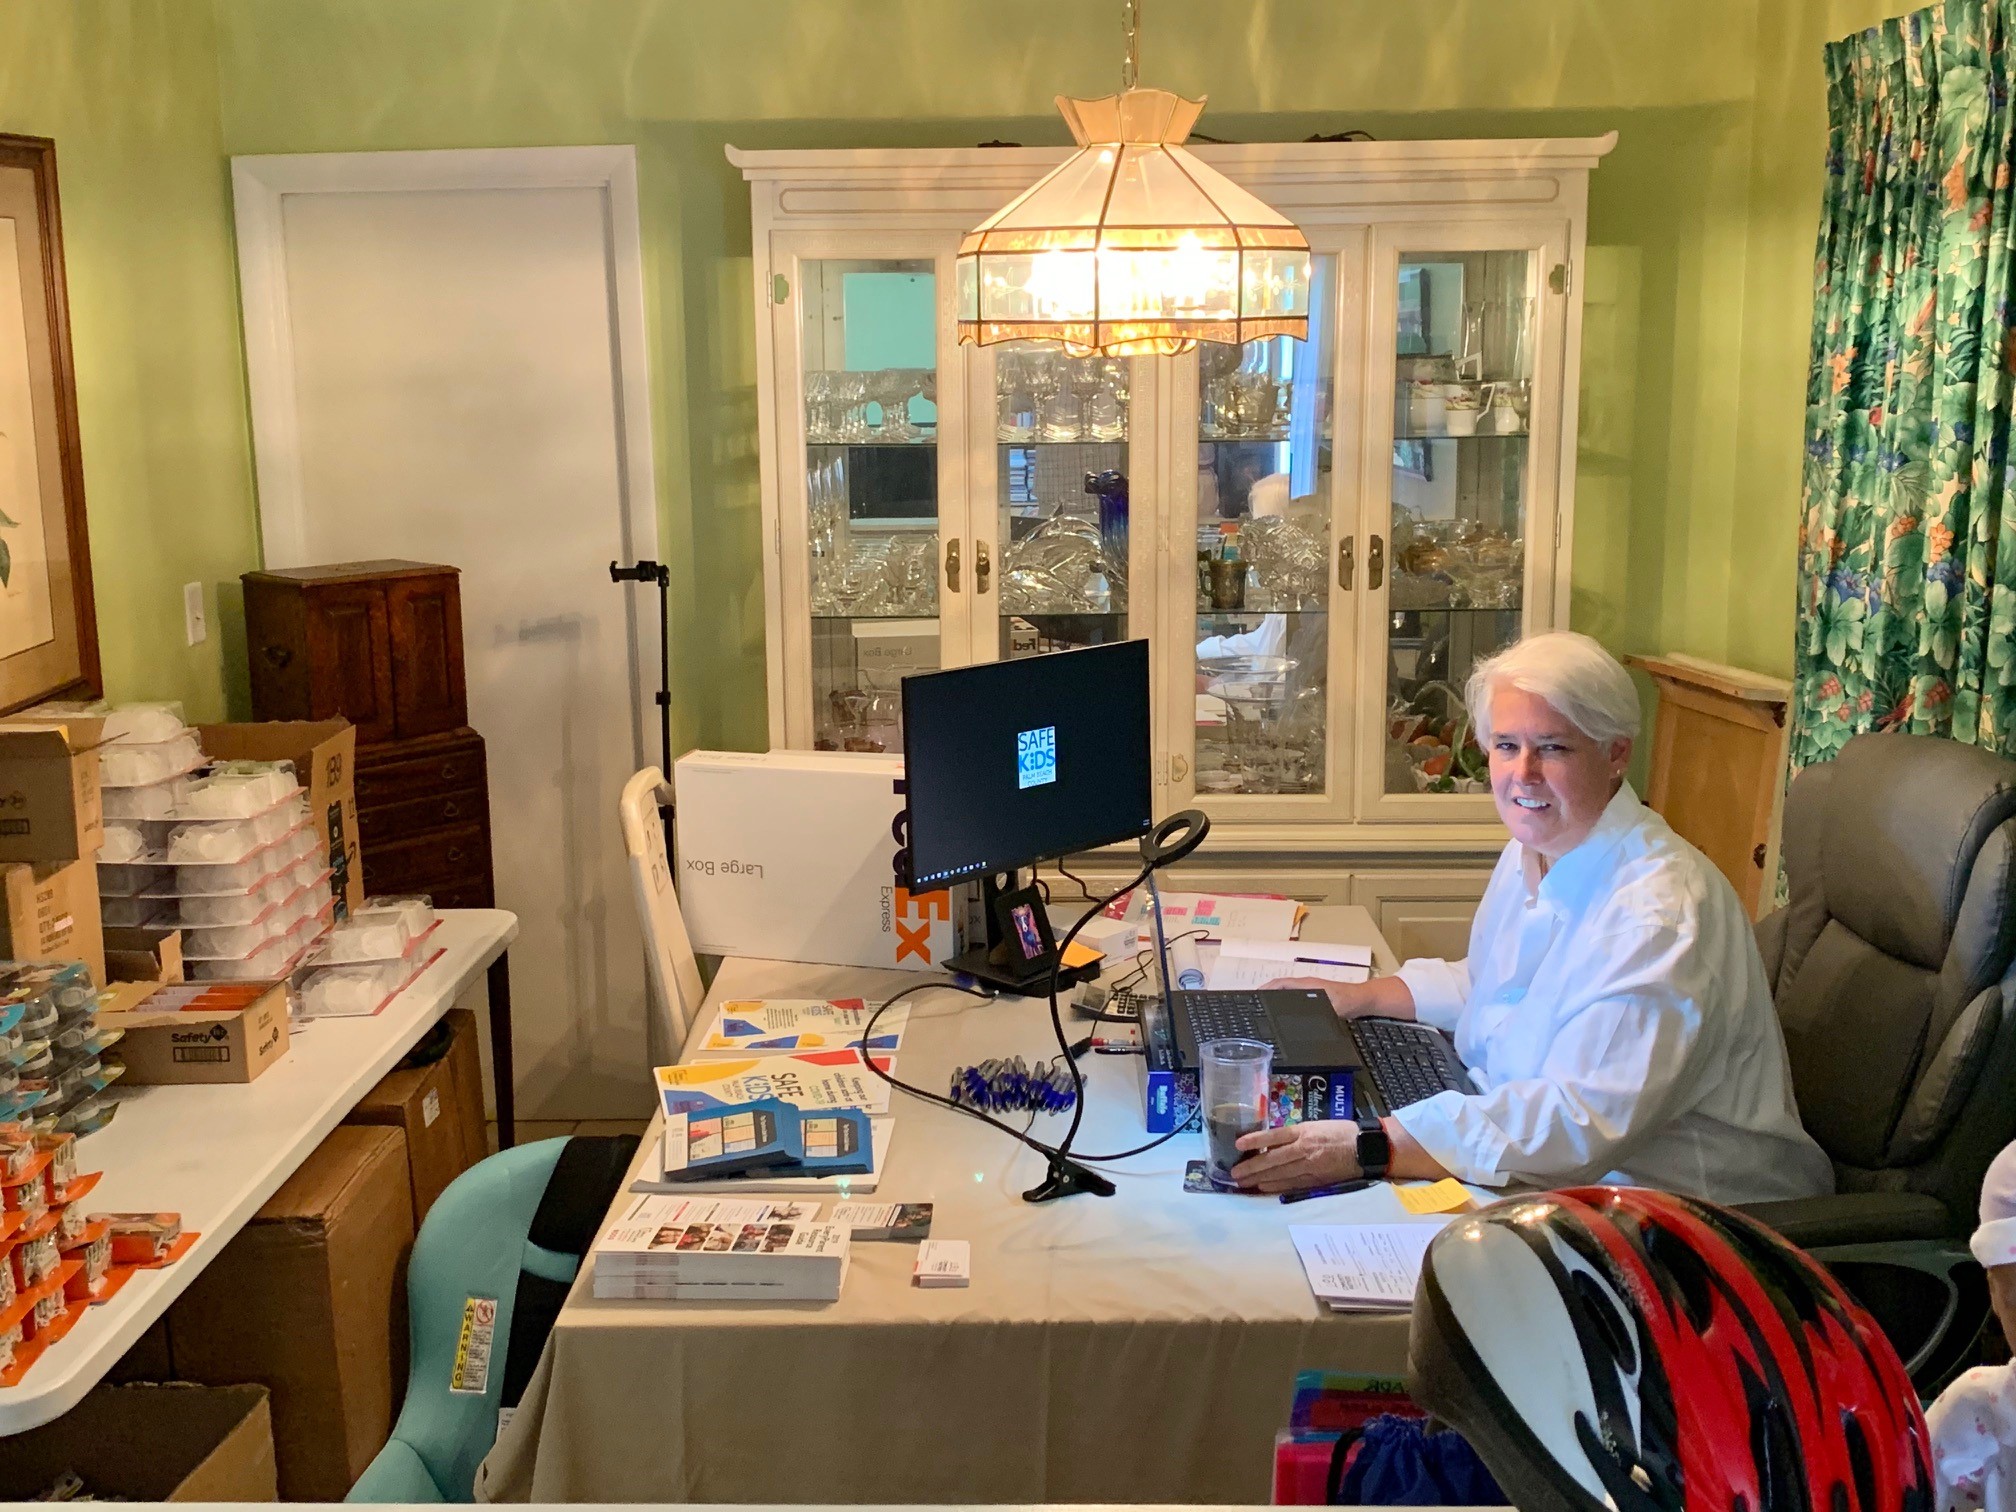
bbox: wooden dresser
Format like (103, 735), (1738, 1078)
(243, 560), (495, 908)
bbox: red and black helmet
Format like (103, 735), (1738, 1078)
(1408, 1186), (1934, 1511)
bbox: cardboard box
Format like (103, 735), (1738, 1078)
(198, 720), (362, 916)
(101, 980), (291, 1084)
(0, 1382), (277, 1501)
(344, 1009), (484, 1223)
(0, 857), (104, 982)
(674, 749), (960, 972)
(441, 1005), (491, 1157)
(104, 923), (185, 984)
(169, 1125), (415, 1502)
(0, 720), (104, 863)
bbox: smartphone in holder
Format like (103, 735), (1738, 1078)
(987, 882), (1060, 986)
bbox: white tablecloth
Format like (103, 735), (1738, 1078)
(481, 907), (1431, 1504)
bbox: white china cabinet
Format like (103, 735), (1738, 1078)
(730, 135), (1614, 957)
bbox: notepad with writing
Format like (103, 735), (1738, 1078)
(1289, 1221), (1450, 1312)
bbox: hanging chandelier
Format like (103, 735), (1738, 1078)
(955, 1), (1311, 357)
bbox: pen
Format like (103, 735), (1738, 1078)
(1279, 1178), (1375, 1205)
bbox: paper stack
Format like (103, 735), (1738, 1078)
(594, 1193), (849, 1301)
(1289, 1222), (1449, 1313)
(1204, 938), (1373, 992)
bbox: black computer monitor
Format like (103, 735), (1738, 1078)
(900, 639), (1153, 890)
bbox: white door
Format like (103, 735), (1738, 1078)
(233, 147), (661, 1120)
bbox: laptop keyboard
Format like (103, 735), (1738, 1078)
(1350, 1017), (1470, 1109)
(1175, 991), (1273, 1044)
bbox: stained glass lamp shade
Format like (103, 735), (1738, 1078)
(956, 89), (1311, 357)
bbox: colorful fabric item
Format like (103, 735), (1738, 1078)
(1794, 1), (2016, 769)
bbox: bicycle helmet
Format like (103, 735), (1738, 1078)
(1408, 1186), (1934, 1511)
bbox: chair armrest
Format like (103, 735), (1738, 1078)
(1736, 1190), (1954, 1248)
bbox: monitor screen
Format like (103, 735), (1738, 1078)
(901, 640), (1153, 889)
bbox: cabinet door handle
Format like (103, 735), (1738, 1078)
(976, 541), (991, 595)
(1171, 753), (1190, 781)
(1338, 537), (1354, 590)
(945, 539), (961, 592)
(1369, 534), (1385, 590)
(261, 644), (293, 669)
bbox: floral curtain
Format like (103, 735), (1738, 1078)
(1792, 0), (2016, 769)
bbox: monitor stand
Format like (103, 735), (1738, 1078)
(945, 871), (1101, 998)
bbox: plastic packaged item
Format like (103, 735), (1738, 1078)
(52, 1095), (114, 1138)
(175, 882), (281, 928)
(11, 1229), (57, 1288)
(317, 907), (416, 965)
(300, 960), (406, 1018)
(98, 824), (149, 865)
(5, 963), (97, 1016)
(99, 861), (171, 897)
(175, 765), (300, 819)
(174, 845), (295, 896)
(181, 918), (293, 960)
(98, 733), (202, 788)
(101, 774), (194, 822)
(100, 1211), (180, 1265)
(97, 701), (187, 746)
(0, 1128), (32, 1183)
(53, 1201), (85, 1247)
(186, 934), (295, 981)
(2, 1160), (49, 1220)
(34, 1133), (75, 1199)
(99, 893), (173, 929)
(63, 1229), (111, 1301)
(165, 818), (268, 865)
(287, 856), (326, 893)
(367, 895), (436, 937)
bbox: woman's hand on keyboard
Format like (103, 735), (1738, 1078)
(1263, 975), (1417, 1021)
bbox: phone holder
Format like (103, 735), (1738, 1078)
(1141, 809), (1210, 868)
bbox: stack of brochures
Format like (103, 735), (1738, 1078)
(643, 1040), (898, 1194)
(595, 1194), (849, 1302)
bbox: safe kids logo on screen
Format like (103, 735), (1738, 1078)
(1017, 726), (1058, 790)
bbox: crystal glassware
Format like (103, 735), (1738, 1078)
(831, 371), (871, 441)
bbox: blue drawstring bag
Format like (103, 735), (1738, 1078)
(1326, 1414), (1506, 1506)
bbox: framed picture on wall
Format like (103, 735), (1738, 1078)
(0, 135), (98, 713)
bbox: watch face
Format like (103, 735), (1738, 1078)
(1357, 1126), (1393, 1173)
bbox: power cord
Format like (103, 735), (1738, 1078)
(859, 810), (1213, 1202)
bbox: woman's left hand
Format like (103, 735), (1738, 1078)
(1231, 1119), (1364, 1193)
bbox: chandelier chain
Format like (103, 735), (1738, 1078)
(1122, 0), (1140, 90)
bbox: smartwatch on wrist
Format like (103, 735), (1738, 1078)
(1355, 1117), (1392, 1180)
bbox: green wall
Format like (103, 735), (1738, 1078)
(0, 0), (258, 721)
(0, 0), (1913, 737)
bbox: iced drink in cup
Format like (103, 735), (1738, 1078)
(1200, 1037), (1273, 1190)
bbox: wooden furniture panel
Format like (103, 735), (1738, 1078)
(1628, 653), (1792, 919)
(1348, 870), (1492, 963)
(355, 728), (494, 907)
(386, 574), (467, 740)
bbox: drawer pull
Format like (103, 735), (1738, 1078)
(447, 848), (466, 864)
(440, 763), (461, 781)
(442, 800), (461, 819)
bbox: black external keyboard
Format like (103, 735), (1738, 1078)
(1350, 1017), (1470, 1109)
(1176, 991), (1272, 1044)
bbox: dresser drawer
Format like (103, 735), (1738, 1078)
(357, 788), (489, 844)
(355, 736), (488, 805)
(362, 822), (490, 896)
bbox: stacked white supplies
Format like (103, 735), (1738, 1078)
(594, 1192), (849, 1301)
(95, 710), (337, 979)
(1289, 1221), (1450, 1313)
(296, 897), (441, 1018)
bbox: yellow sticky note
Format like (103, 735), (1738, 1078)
(1396, 1179), (1475, 1216)
(1061, 941), (1103, 969)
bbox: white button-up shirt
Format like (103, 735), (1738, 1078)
(1390, 781), (1834, 1203)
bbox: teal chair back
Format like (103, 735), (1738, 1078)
(348, 1138), (572, 1504)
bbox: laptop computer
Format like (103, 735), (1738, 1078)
(1167, 988), (1471, 1115)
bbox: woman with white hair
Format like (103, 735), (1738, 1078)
(1234, 630), (1834, 1202)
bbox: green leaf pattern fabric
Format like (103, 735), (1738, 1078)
(1794, 0), (2016, 769)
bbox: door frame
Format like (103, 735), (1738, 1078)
(231, 144), (661, 581)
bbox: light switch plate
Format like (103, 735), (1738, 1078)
(183, 581), (207, 646)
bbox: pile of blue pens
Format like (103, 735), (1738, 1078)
(949, 1056), (1077, 1115)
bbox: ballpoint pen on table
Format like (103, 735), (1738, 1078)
(1279, 1178), (1375, 1205)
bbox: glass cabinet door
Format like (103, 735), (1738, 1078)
(1364, 234), (1553, 816)
(793, 255), (949, 753)
(1188, 252), (1340, 804)
(982, 346), (1141, 665)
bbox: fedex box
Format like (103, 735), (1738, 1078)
(674, 750), (960, 972)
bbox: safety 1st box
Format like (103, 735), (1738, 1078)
(673, 750), (960, 972)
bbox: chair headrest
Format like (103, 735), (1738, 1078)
(1818, 732), (2016, 970)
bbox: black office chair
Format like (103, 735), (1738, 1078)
(1741, 730), (2016, 1389)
